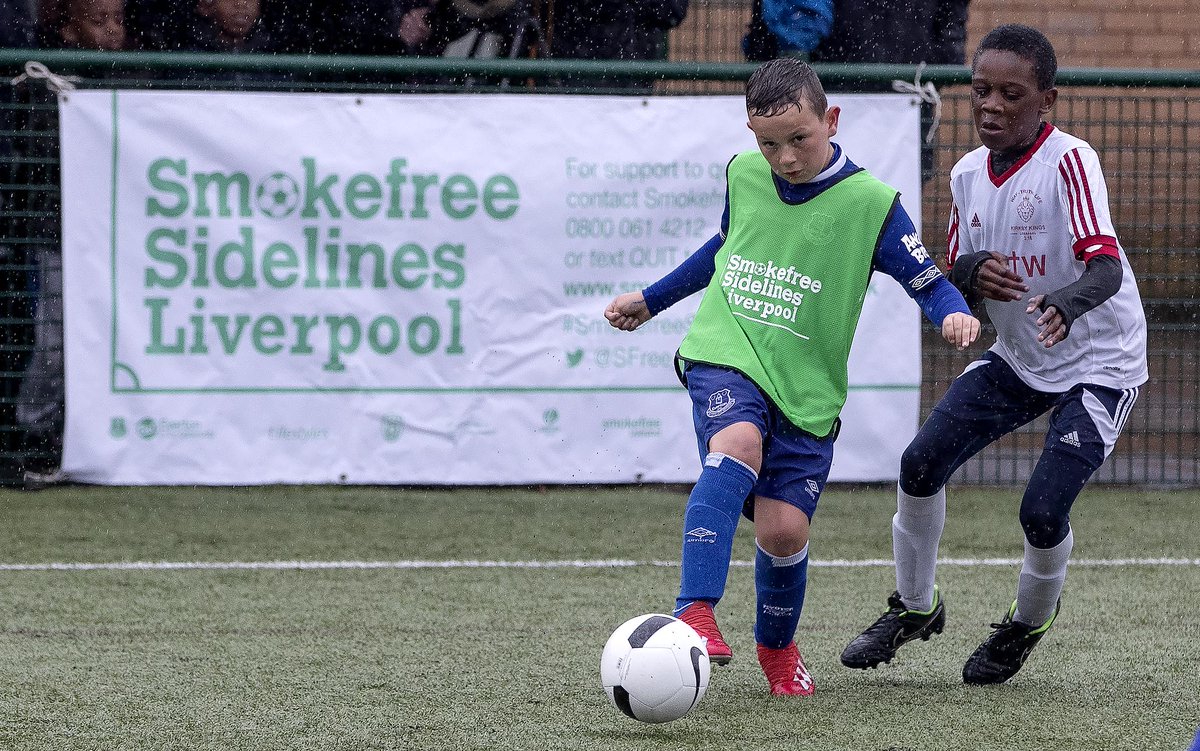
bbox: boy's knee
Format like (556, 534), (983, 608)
(899, 440), (942, 497)
(752, 497), (809, 556)
(1019, 506), (1069, 549)
(709, 421), (763, 473)
(756, 525), (808, 558)
(1021, 448), (1093, 548)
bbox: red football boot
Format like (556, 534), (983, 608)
(756, 642), (815, 696)
(677, 601), (733, 665)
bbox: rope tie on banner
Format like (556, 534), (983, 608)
(11, 61), (80, 93)
(891, 61), (942, 144)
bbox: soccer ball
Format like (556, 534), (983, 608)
(600, 613), (710, 723)
(255, 172), (300, 218)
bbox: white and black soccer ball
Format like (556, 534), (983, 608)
(600, 613), (710, 724)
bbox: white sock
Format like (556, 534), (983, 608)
(892, 484), (946, 612)
(1015, 527), (1073, 627)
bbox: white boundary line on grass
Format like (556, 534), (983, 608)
(0, 557), (1197, 572)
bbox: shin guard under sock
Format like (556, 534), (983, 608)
(752, 541), (809, 649)
(674, 452), (757, 614)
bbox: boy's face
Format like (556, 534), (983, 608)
(747, 100), (840, 185)
(971, 49), (1058, 153)
(62, 0), (126, 50)
(198, 0), (261, 39)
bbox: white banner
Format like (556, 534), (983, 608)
(59, 90), (922, 485)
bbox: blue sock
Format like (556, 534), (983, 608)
(673, 453), (757, 614)
(753, 541), (809, 649)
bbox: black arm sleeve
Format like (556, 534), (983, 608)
(946, 251), (993, 307)
(1038, 254), (1124, 337)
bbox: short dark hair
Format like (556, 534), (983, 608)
(973, 24), (1058, 91)
(746, 58), (828, 118)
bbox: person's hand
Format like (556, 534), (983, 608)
(974, 251), (1028, 301)
(604, 292), (651, 331)
(941, 311), (981, 350)
(1026, 294), (1068, 348)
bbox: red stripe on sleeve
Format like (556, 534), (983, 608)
(1058, 163), (1081, 238)
(1060, 149), (1102, 239)
(947, 205), (959, 265)
(1073, 235), (1120, 262)
(1059, 159), (1091, 239)
(1070, 149), (1102, 236)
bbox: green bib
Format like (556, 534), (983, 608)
(678, 150), (898, 436)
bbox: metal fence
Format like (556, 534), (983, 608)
(0, 50), (1196, 487)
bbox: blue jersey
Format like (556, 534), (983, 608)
(643, 144), (968, 327)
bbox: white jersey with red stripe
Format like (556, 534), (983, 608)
(947, 124), (1148, 392)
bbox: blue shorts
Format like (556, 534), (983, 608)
(928, 351), (1140, 471)
(683, 361), (835, 520)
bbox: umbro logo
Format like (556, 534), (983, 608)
(685, 527), (717, 543)
(1059, 431), (1082, 447)
(909, 266), (943, 291)
(970, 213), (982, 228)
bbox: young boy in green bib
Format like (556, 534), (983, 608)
(604, 57), (979, 696)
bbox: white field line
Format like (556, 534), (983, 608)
(0, 557), (1197, 572)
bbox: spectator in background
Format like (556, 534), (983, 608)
(185, 0), (271, 53)
(311, 1), (538, 90)
(434, 0), (541, 60)
(808, 0), (971, 182)
(128, 0), (294, 86)
(261, 1), (519, 62)
(390, 1), (443, 55)
(549, 0), (688, 89)
(129, 0), (274, 54)
(809, 0), (969, 68)
(52, 0), (127, 50)
(743, 0), (832, 62)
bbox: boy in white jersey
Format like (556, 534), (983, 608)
(840, 24), (1148, 684)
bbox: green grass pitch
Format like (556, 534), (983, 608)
(0, 484), (1196, 750)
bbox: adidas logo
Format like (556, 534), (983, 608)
(1059, 430), (1081, 447)
(793, 662), (813, 691)
(970, 213), (982, 228)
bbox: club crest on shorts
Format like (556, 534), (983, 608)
(706, 389), (735, 417)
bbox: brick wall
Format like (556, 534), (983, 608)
(965, 0), (1199, 68)
(670, 0), (1200, 69)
